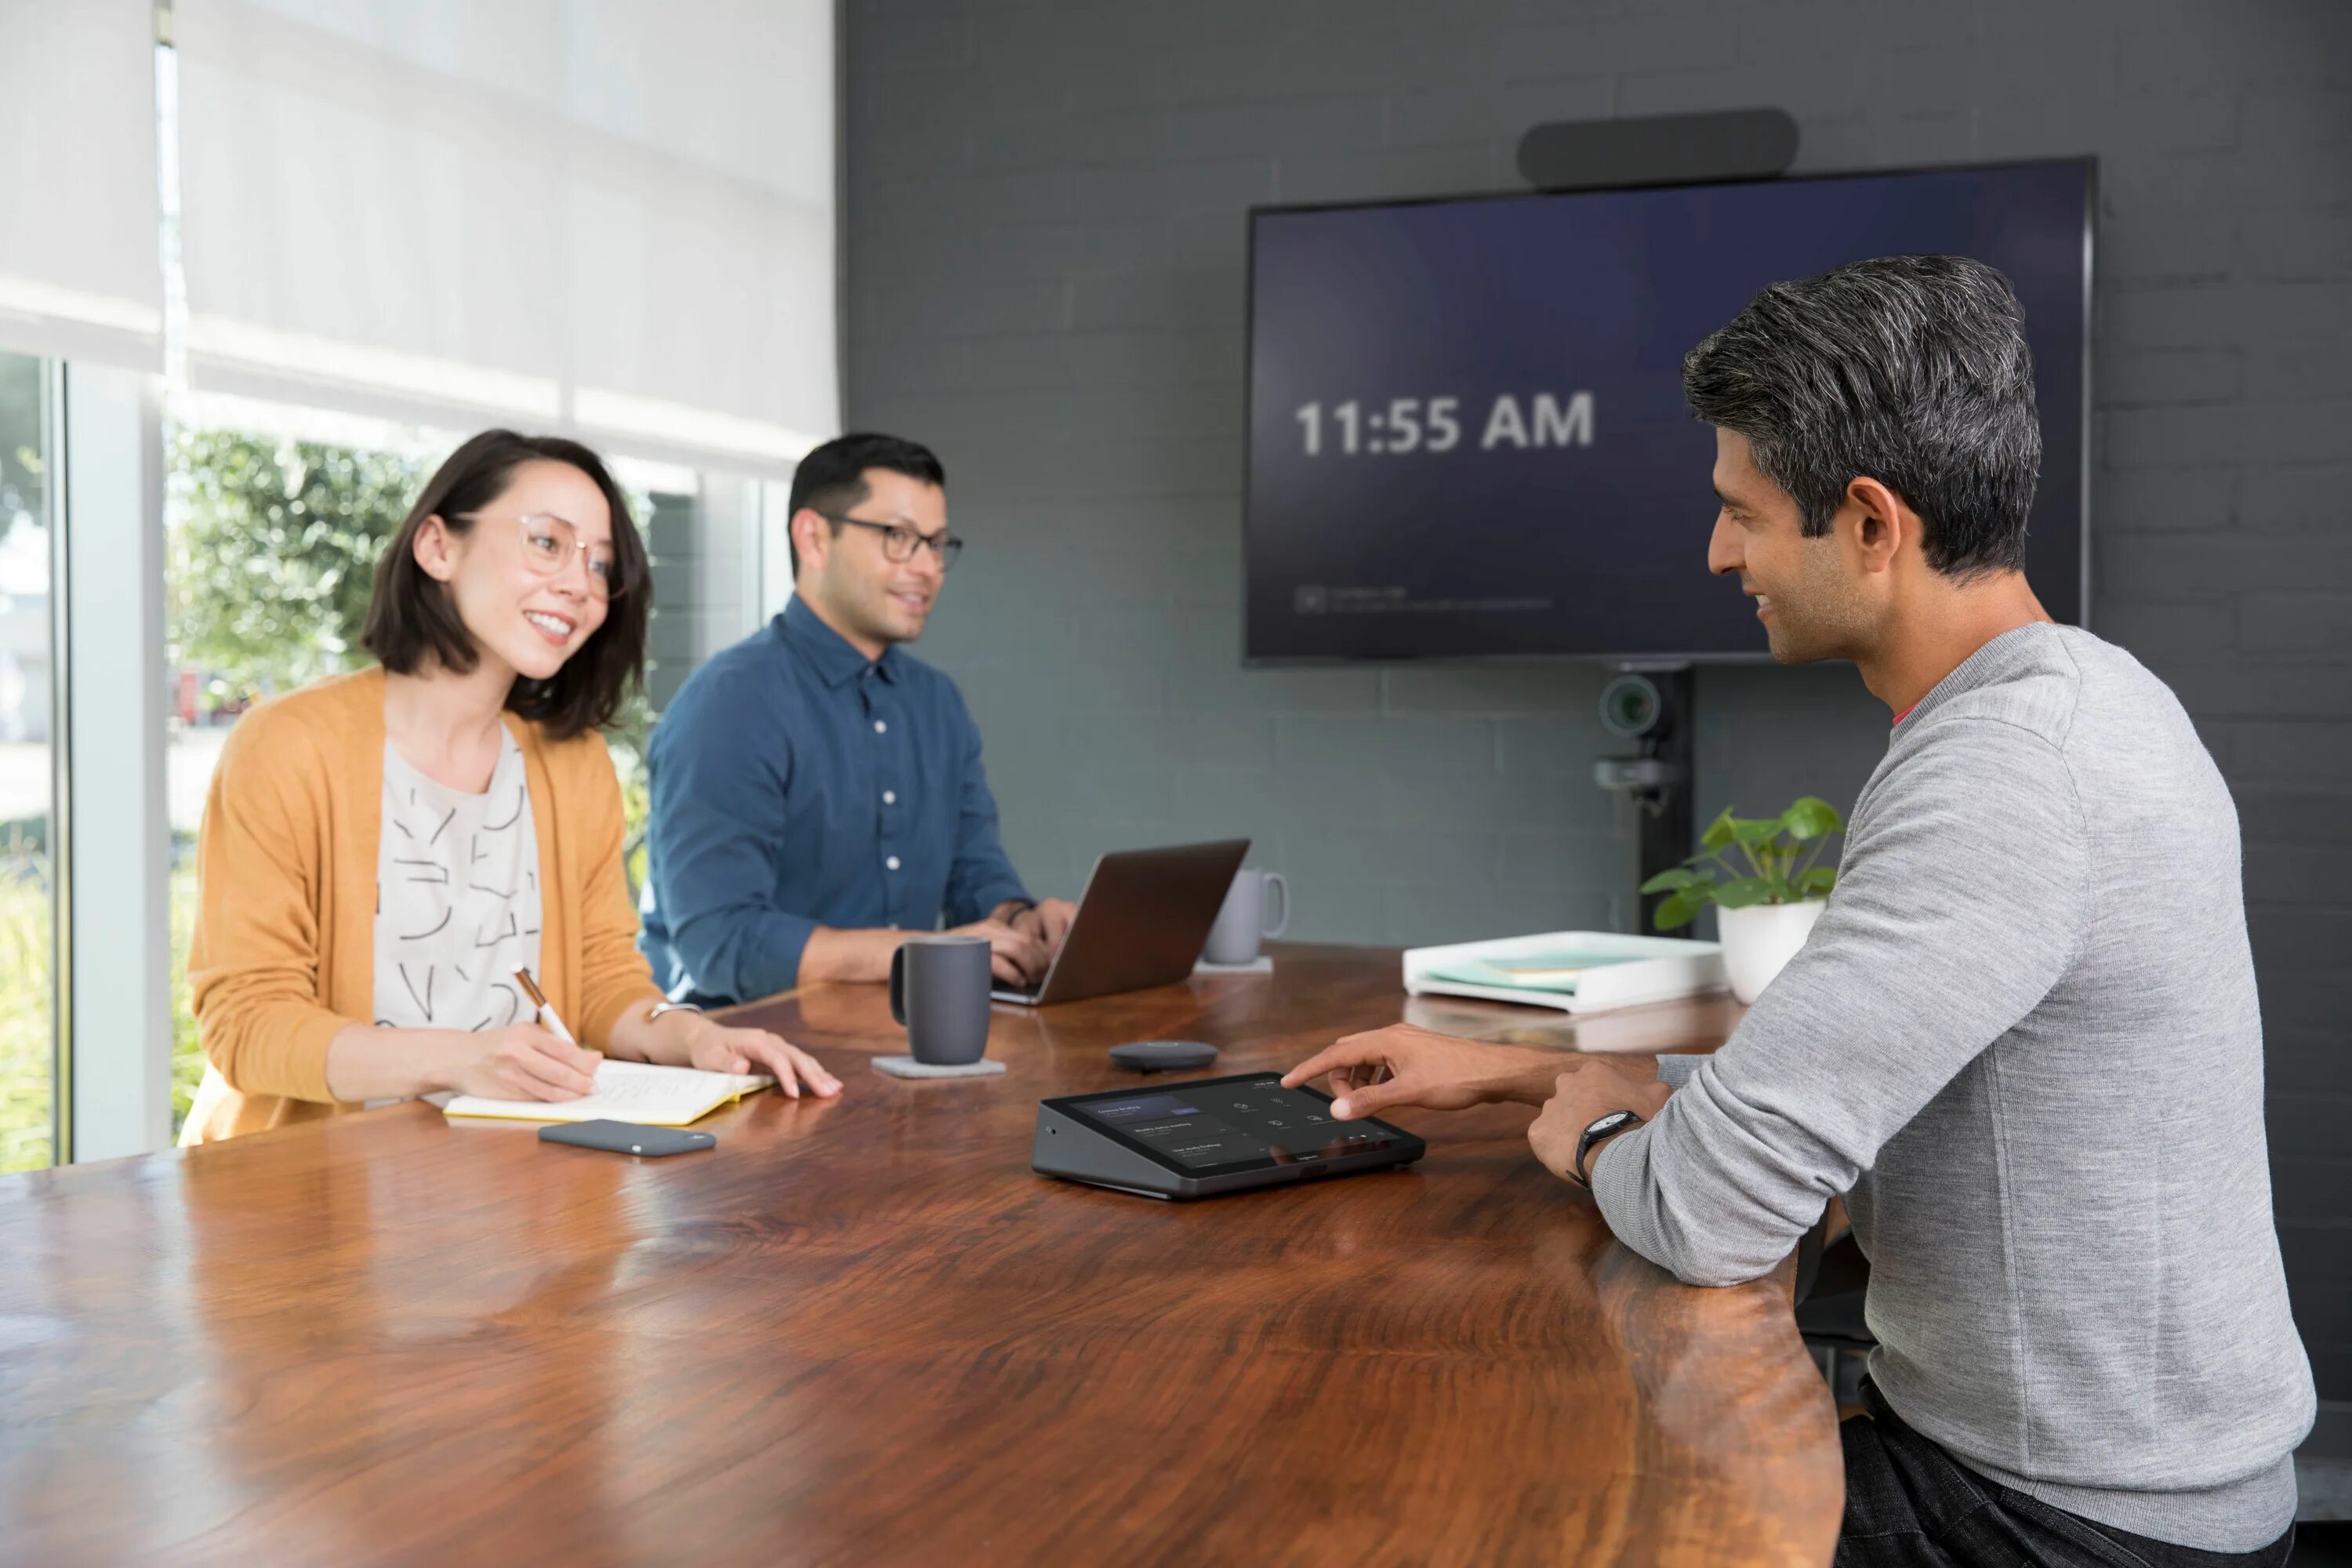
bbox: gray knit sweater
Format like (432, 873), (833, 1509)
(1592, 623), (2314, 1551)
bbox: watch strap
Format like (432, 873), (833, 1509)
(1570, 1109), (1646, 1189)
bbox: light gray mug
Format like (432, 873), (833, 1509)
(889, 935), (993, 1065)
(1202, 867), (1290, 966)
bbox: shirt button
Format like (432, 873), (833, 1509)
(873, 720), (887, 734)
(886, 856), (902, 871)
(883, 789), (897, 805)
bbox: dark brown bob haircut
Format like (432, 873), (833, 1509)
(361, 430), (648, 741)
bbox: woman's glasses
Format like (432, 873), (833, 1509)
(497, 512), (625, 599)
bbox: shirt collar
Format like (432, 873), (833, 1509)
(779, 597), (901, 688)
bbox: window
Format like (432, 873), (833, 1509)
(0, 350), (59, 1171)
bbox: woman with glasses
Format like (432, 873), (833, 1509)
(181, 429), (839, 1145)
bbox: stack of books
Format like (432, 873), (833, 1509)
(1403, 931), (1726, 1014)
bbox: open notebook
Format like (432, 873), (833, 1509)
(442, 1059), (773, 1127)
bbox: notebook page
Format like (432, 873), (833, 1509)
(442, 1058), (772, 1126)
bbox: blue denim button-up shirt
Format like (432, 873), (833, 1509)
(637, 600), (1029, 1004)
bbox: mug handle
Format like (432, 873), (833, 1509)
(1261, 873), (1290, 940)
(889, 943), (910, 1026)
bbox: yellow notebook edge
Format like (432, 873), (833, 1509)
(441, 1079), (771, 1127)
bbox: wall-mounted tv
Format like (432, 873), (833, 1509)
(1243, 158), (2092, 662)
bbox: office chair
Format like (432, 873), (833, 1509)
(1794, 1225), (1875, 1414)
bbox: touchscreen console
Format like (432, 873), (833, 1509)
(1034, 1073), (1425, 1199)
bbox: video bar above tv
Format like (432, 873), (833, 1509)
(1243, 158), (2092, 663)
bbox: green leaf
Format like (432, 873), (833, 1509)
(1730, 816), (1784, 847)
(1798, 866), (1838, 895)
(1653, 889), (1703, 931)
(1639, 867), (1702, 895)
(1781, 796), (1843, 840)
(1713, 876), (1776, 909)
(1699, 807), (1738, 851)
(1761, 873), (1798, 905)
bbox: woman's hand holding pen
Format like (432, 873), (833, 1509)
(443, 1025), (602, 1102)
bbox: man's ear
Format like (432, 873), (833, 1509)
(1844, 477), (1912, 575)
(413, 515), (457, 583)
(790, 506), (830, 579)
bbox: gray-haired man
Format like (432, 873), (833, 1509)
(1287, 256), (2312, 1566)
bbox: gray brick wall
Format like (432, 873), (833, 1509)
(844, 0), (2352, 1399)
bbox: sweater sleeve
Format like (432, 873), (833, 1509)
(185, 710), (354, 1105)
(1656, 1054), (1706, 1090)
(1591, 720), (2090, 1286)
(567, 733), (664, 1047)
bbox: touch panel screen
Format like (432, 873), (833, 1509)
(1076, 1079), (1403, 1172)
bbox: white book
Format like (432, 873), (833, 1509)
(442, 1058), (772, 1127)
(1403, 930), (1726, 1014)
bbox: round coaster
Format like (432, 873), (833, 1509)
(1108, 1040), (1220, 1073)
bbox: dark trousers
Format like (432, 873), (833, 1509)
(1836, 1379), (2296, 1568)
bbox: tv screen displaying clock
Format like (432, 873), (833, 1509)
(1243, 159), (2092, 662)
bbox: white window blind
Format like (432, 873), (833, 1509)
(174, 0), (837, 474)
(0, 2), (163, 370)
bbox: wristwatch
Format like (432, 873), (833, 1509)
(648, 1000), (703, 1024)
(1570, 1109), (1646, 1189)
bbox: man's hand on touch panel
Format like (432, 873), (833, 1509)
(1282, 1024), (1578, 1120)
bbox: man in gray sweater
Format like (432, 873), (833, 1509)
(1286, 256), (2312, 1566)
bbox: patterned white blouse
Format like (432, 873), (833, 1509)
(373, 730), (543, 1034)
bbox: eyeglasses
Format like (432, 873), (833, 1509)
(479, 511), (626, 599)
(821, 513), (963, 571)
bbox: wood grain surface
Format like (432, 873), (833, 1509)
(0, 946), (1839, 1567)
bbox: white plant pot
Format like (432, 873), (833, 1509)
(1717, 898), (1829, 1004)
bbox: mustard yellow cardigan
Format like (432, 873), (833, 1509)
(180, 666), (662, 1145)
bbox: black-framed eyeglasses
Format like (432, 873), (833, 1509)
(820, 512), (963, 571)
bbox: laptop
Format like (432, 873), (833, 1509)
(991, 839), (1250, 1007)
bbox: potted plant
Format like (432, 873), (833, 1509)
(1642, 796), (1843, 1004)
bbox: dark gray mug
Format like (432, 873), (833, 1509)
(889, 935), (993, 1065)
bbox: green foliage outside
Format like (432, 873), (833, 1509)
(168, 430), (423, 709)
(0, 352), (52, 1171)
(0, 843), (53, 1172)
(2, 857), (201, 1168)
(169, 863), (203, 1125)
(1642, 797), (1845, 932)
(0, 351), (44, 550)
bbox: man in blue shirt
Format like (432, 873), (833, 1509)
(638, 433), (1075, 1003)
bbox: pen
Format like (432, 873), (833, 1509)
(512, 966), (578, 1045)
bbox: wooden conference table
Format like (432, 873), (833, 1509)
(0, 946), (1840, 1566)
